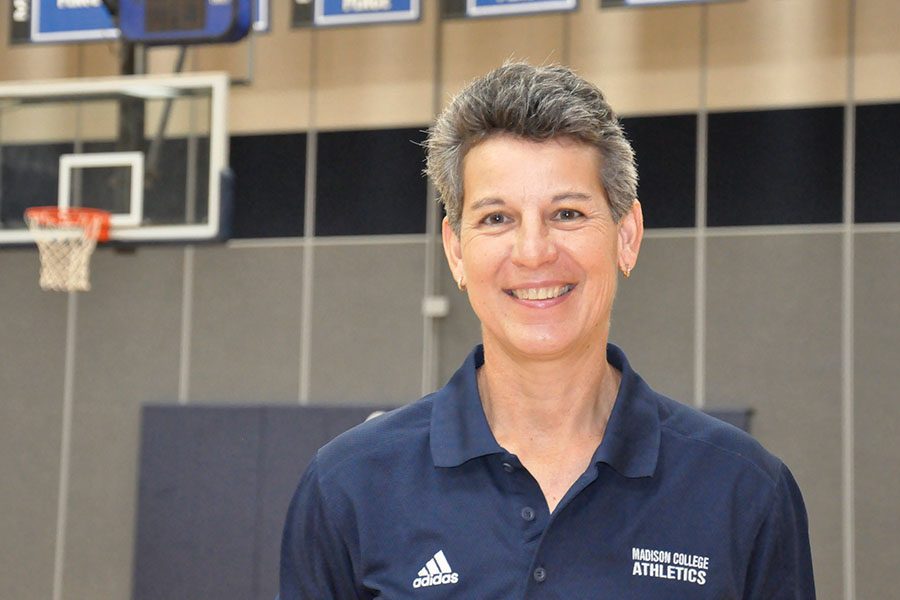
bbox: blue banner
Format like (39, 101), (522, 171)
(31, 0), (117, 42)
(466, 0), (577, 17)
(314, 0), (419, 26)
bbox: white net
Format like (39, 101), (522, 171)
(25, 208), (108, 292)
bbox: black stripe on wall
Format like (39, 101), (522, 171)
(855, 103), (900, 224)
(315, 127), (428, 236)
(0, 142), (73, 226)
(707, 107), (843, 227)
(621, 114), (697, 229)
(230, 133), (307, 239)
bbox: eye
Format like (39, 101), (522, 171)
(554, 209), (584, 221)
(480, 212), (510, 226)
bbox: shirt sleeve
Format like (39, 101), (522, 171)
(742, 462), (817, 599)
(279, 456), (363, 600)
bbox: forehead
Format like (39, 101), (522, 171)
(461, 134), (604, 198)
(465, 132), (599, 160)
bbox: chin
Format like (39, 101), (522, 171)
(481, 315), (611, 361)
(492, 329), (587, 360)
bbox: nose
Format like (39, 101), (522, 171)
(511, 213), (557, 268)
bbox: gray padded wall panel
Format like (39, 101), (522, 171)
(705, 234), (844, 599)
(190, 246), (304, 403)
(310, 244), (425, 405)
(0, 249), (67, 600)
(437, 261), (482, 386)
(853, 233), (900, 600)
(610, 237), (695, 402)
(67, 247), (184, 599)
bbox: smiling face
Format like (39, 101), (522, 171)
(443, 134), (643, 362)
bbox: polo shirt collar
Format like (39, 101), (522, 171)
(592, 343), (660, 478)
(430, 344), (661, 478)
(431, 345), (503, 467)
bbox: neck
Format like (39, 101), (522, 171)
(477, 337), (620, 454)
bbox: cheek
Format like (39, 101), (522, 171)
(577, 235), (618, 274)
(461, 238), (506, 280)
(578, 241), (619, 307)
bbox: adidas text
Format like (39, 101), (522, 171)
(412, 550), (459, 589)
(413, 573), (459, 588)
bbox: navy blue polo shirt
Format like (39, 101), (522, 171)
(280, 345), (815, 599)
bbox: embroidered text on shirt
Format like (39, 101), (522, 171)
(631, 547), (709, 586)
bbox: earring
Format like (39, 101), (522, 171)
(622, 266), (631, 279)
(457, 275), (466, 291)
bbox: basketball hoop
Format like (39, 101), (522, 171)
(24, 206), (111, 292)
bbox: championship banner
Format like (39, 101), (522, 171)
(314, 0), (420, 27)
(465, 0), (577, 17)
(27, 0), (118, 43)
(293, 0), (420, 28)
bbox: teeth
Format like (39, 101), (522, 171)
(511, 285), (573, 300)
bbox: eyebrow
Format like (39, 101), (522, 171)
(552, 192), (592, 203)
(468, 192), (593, 212)
(469, 197), (505, 211)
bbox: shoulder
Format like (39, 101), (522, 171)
(653, 392), (784, 487)
(312, 395), (436, 486)
(609, 343), (784, 487)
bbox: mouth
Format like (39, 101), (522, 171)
(505, 284), (575, 301)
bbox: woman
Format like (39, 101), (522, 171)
(280, 63), (815, 599)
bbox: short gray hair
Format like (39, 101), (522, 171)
(426, 62), (637, 235)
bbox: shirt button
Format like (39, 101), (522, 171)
(502, 462), (514, 473)
(520, 506), (535, 521)
(533, 567), (547, 583)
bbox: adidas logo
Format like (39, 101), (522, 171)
(412, 550), (459, 588)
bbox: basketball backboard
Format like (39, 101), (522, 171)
(9, 1), (270, 44)
(0, 72), (230, 246)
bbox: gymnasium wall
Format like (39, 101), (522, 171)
(1, 1), (899, 599)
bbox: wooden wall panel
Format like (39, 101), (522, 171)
(570, 4), (702, 115)
(707, 0), (849, 109)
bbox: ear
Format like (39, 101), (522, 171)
(441, 216), (465, 284)
(617, 200), (644, 273)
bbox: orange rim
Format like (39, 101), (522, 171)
(25, 206), (111, 242)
